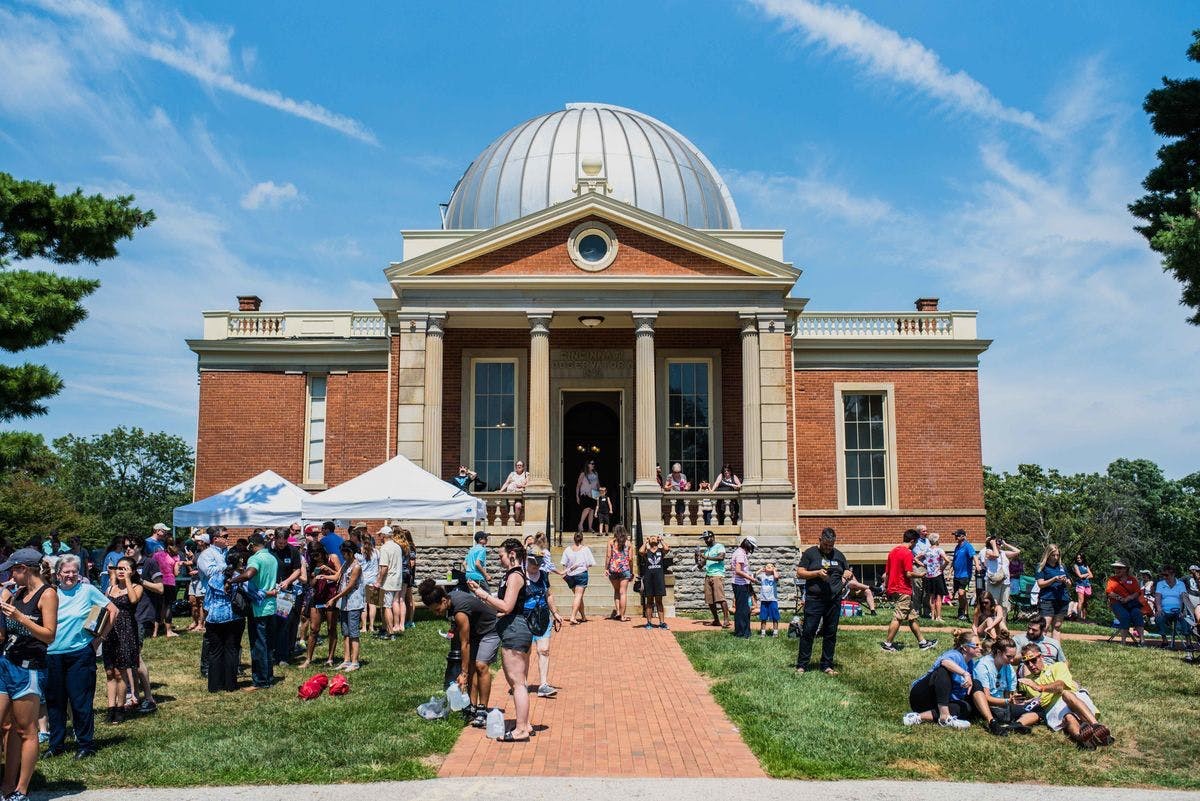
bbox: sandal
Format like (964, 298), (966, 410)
(823, 668), (839, 676)
(500, 730), (530, 742)
(620, 616), (631, 622)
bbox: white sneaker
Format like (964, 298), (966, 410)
(938, 716), (970, 730)
(536, 683), (557, 698)
(902, 712), (923, 726)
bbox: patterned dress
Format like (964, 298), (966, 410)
(103, 593), (140, 670)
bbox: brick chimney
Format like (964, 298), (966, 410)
(915, 297), (939, 312)
(237, 295), (263, 312)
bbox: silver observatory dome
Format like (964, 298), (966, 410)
(442, 102), (741, 230)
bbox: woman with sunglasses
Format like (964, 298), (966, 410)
(103, 556), (143, 722)
(903, 629), (985, 731)
(576, 459), (601, 535)
(0, 548), (59, 801)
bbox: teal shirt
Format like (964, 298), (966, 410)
(248, 549), (278, 617)
(704, 543), (726, 577)
(465, 544), (487, 582)
(49, 582), (109, 654)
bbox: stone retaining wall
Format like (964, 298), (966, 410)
(669, 545), (801, 610)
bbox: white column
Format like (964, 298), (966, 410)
(740, 313), (762, 484)
(526, 314), (553, 492)
(421, 314), (445, 473)
(633, 313), (658, 493)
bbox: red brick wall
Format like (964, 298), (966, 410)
(195, 371), (306, 499)
(437, 217), (747, 278)
(438, 327), (744, 482)
(194, 370), (387, 500)
(793, 369), (985, 544)
(797, 516), (986, 546)
(324, 372), (389, 486)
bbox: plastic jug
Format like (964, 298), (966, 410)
(485, 707), (505, 739)
(446, 682), (470, 712)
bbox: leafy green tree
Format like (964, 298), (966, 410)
(51, 426), (192, 538)
(0, 476), (96, 549)
(0, 431), (57, 478)
(0, 173), (154, 419)
(1131, 30), (1200, 324)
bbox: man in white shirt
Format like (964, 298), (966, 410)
(375, 527), (407, 639)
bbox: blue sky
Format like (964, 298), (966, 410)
(1, 0), (1197, 477)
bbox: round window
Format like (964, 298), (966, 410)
(577, 233), (608, 263)
(568, 222), (618, 271)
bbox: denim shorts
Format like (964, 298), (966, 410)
(0, 656), (45, 701)
(339, 609), (363, 639)
(608, 570), (633, 581)
(565, 573), (589, 590)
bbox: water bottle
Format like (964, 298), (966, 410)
(446, 682), (469, 712)
(485, 707), (505, 739)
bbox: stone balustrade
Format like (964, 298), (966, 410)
(202, 311), (388, 340)
(794, 311), (977, 339)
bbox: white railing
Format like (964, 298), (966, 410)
(202, 311), (388, 340)
(794, 311), (977, 339)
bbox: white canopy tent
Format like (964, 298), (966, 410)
(302, 455), (486, 521)
(173, 470), (310, 528)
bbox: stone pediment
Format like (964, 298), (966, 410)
(385, 193), (800, 287)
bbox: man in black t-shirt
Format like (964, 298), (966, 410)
(795, 527), (849, 674)
(269, 529), (304, 665)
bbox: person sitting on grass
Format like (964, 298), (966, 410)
(1017, 644), (1112, 749)
(972, 638), (1040, 734)
(840, 569), (878, 615)
(1013, 619), (1065, 669)
(903, 629), (984, 731)
(972, 592), (1010, 644)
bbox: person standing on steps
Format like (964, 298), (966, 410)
(795, 528), (848, 673)
(880, 529), (938, 653)
(605, 526), (633, 621)
(561, 532), (594, 624)
(576, 459), (601, 534)
(698, 531), (730, 628)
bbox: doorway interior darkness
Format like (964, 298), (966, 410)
(561, 391), (622, 535)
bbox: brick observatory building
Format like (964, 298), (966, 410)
(188, 103), (991, 605)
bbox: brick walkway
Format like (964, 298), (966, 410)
(438, 616), (764, 778)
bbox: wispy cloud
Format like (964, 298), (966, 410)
(749, 0), (1046, 134)
(726, 169), (894, 224)
(240, 180), (301, 210)
(23, 0), (379, 145)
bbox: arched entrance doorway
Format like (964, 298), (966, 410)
(561, 392), (622, 535)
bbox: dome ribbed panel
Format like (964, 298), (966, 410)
(443, 103), (740, 230)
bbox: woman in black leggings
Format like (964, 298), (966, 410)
(904, 629), (983, 729)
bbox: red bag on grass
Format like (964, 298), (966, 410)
(298, 673), (329, 700)
(328, 674), (350, 696)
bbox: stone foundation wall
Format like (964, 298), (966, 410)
(669, 544), (801, 611)
(413, 546), (471, 585)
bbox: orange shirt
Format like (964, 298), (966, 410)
(1106, 575), (1142, 602)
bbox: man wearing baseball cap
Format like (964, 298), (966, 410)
(144, 524), (169, 556)
(698, 531), (730, 629)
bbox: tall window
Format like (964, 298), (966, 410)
(305, 375), (327, 484)
(667, 360), (711, 487)
(843, 393), (887, 507)
(472, 360), (516, 490)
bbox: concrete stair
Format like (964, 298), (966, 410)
(546, 543), (676, 617)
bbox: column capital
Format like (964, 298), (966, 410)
(633, 313), (657, 336)
(738, 313), (758, 337)
(426, 313), (446, 337)
(756, 313), (788, 335)
(527, 313), (553, 336)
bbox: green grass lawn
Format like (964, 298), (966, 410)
(35, 618), (462, 790)
(676, 627), (1200, 788)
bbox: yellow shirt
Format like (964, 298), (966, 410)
(1031, 661), (1077, 708)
